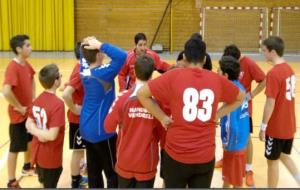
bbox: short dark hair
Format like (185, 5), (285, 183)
(134, 54), (154, 81)
(184, 38), (206, 64)
(190, 32), (203, 41)
(262, 36), (284, 57)
(39, 64), (60, 89)
(81, 44), (100, 64)
(223, 44), (241, 60)
(74, 42), (81, 60)
(219, 56), (240, 80)
(177, 51), (184, 61)
(10, 34), (30, 55)
(134, 33), (147, 44)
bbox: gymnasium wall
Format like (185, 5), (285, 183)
(198, 0), (300, 52)
(0, 0), (74, 51)
(0, 0), (298, 52)
(75, 0), (200, 51)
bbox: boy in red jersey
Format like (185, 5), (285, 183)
(260, 36), (300, 187)
(62, 42), (87, 188)
(137, 38), (245, 188)
(105, 55), (160, 188)
(118, 33), (170, 91)
(2, 34), (36, 188)
(217, 44), (266, 187)
(26, 64), (65, 188)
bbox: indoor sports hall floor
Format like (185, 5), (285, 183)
(0, 52), (299, 188)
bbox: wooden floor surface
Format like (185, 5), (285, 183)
(0, 56), (299, 188)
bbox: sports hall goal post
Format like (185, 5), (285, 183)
(271, 7), (300, 53)
(200, 7), (268, 52)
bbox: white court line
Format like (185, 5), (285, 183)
(0, 149), (9, 170)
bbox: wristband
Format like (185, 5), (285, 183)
(260, 123), (267, 131)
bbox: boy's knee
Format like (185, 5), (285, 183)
(279, 153), (290, 162)
(267, 159), (279, 167)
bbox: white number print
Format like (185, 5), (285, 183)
(286, 75), (296, 101)
(32, 106), (48, 130)
(182, 88), (214, 122)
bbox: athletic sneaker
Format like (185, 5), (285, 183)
(245, 170), (255, 187)
(215, 158), (223, 168)
(21, 167), (37, 177)
(79, 176), (88, 188)
(7, 180), (21, 188)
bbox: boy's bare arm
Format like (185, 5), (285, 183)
(137, 84), (173, 129)
(62, 86), (81, 115)
(26, 118), (60, 142)
(248, 79), (266, 100)
(2, 84), (26, 115)
(25, 118), (47, 142)
(215, 89), (245, 121)
(259, 97), (275, 141)
(32, 79), (36, 100)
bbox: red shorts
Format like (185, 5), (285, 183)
(222, 149), (246, 186)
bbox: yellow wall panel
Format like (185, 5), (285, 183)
(0, 0), (74, 51)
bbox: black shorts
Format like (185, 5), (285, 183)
(249, 117), (253, 133)
(118, 175), (155, 188)
(9, 120), (32, 153)
(69, 123), (86, 150)
(163, 151), (215, 188)
(160, 149), (165, 179)
(36, 165), (63, 188)
(265, 136), (293, 160)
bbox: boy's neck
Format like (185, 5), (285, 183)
(186, 63), (203, 69)
(136, 79), (147, 86)
(272, 56), (285, 65)
(89, 61), (102, 69)
(14, 55), (27, 65)
(44, 88), (56, 95)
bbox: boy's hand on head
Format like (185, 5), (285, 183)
(83, 38), (102, 50)
(82, 36), (96, 44)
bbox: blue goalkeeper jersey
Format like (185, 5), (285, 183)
(220, 80), (250, 151)
(79, 43), (127, 143)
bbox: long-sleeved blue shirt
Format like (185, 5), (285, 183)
(79, 43), (127, 143)
(220, 80), (250, 151)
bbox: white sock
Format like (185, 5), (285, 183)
(294, 173), (300, 185)
(246, 164), (252, 172)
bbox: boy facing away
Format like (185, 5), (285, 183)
(105, 55), (160, 188)
(137, 38), (245, 188)
(79, 36), (127, 188)
(218, 56), (250, 188)
(26, 64), (65, 188)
